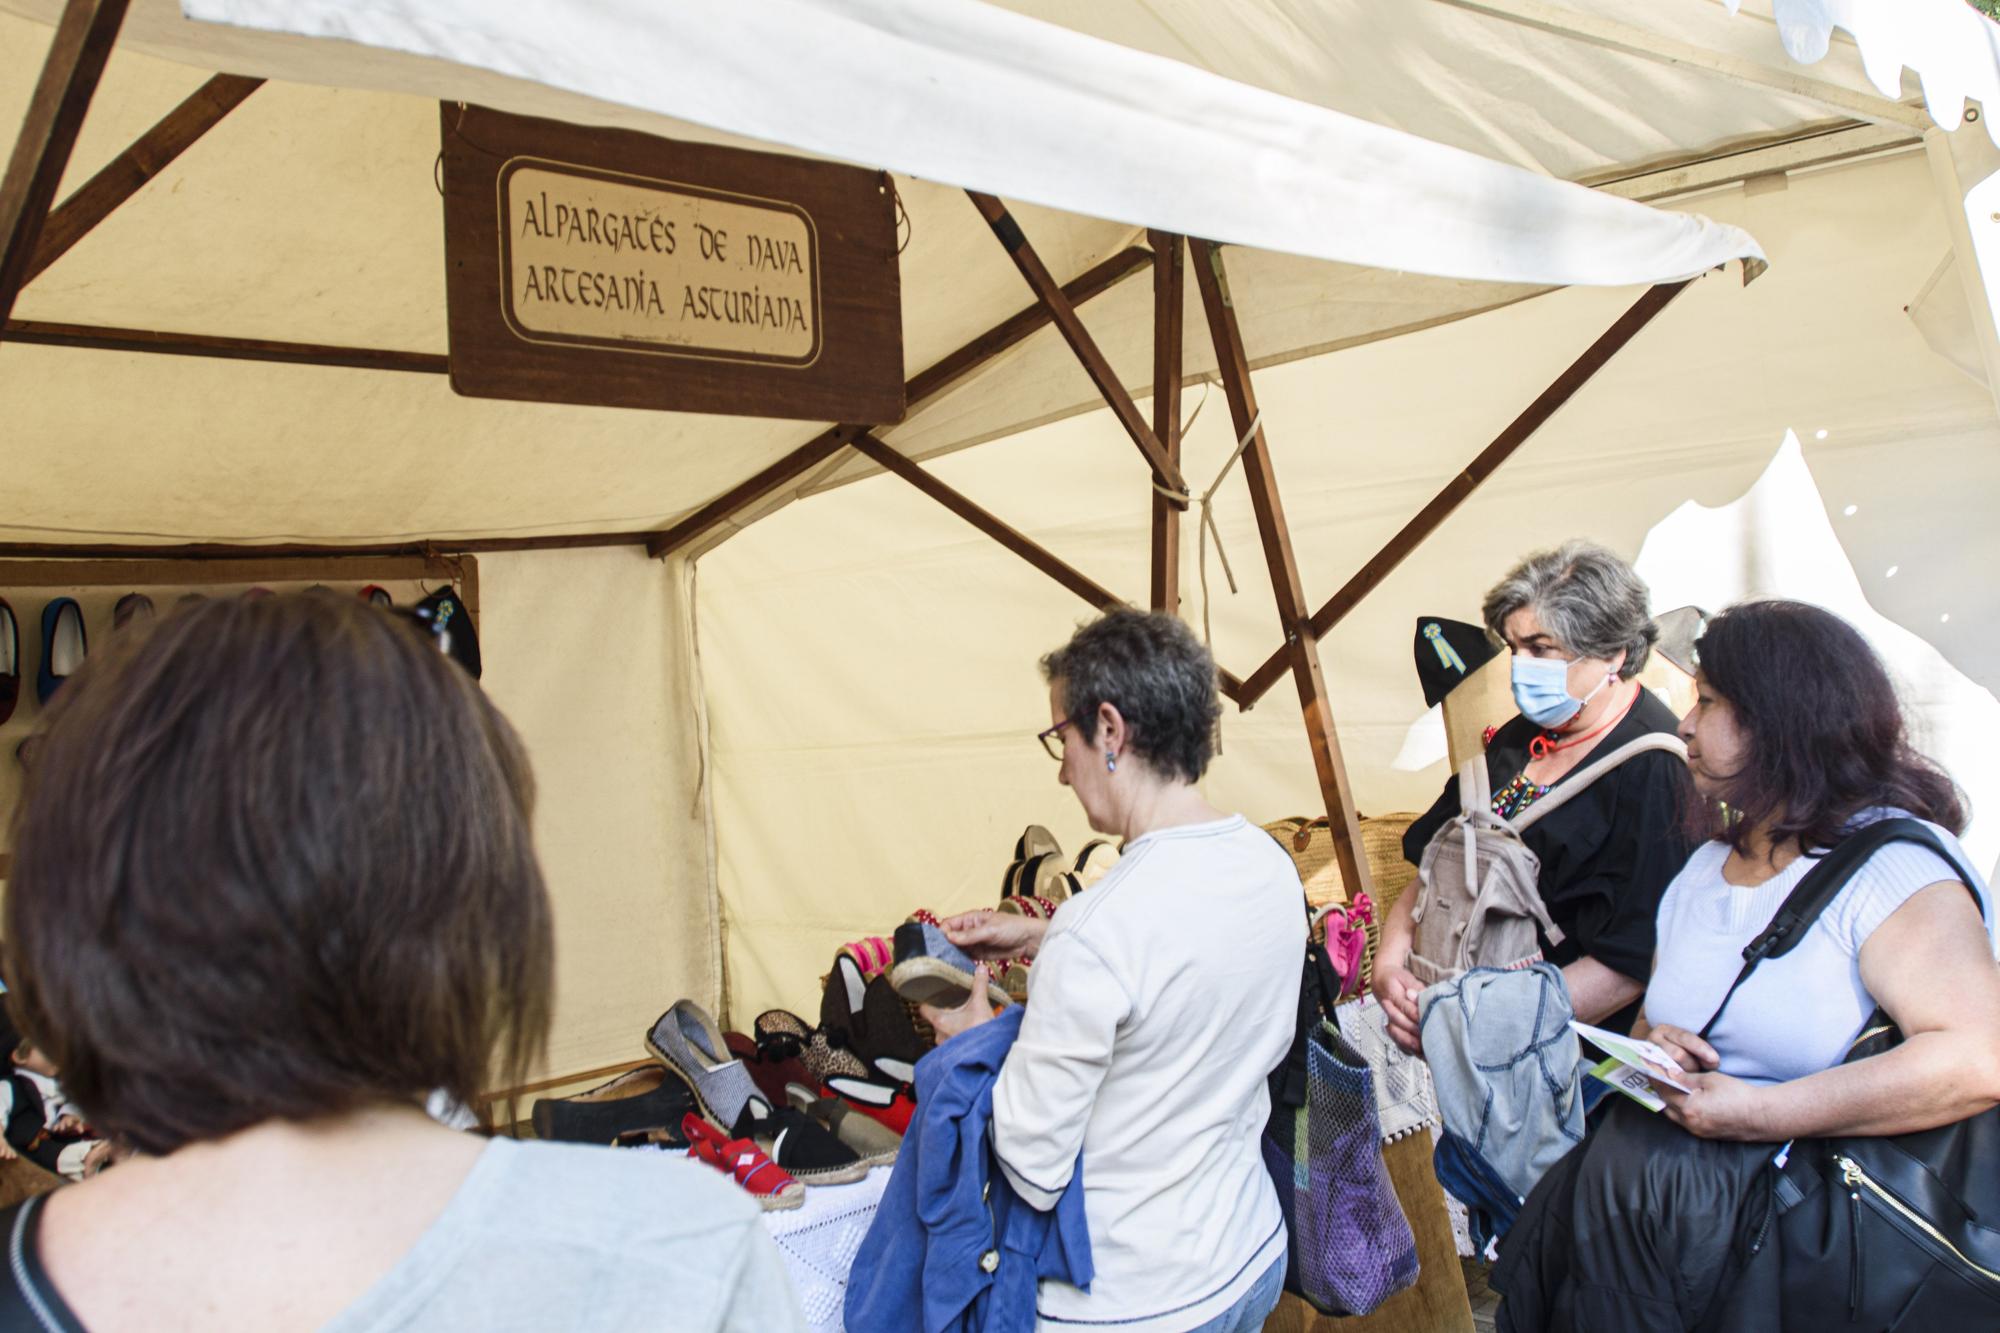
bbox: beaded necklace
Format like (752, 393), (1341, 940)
(1491, 772), (1550, 820)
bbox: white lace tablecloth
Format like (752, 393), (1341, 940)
(760, 1165), (894, 1333)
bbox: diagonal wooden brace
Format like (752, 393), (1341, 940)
(647, 245), (1154, 559)
(851, 432), (1248, 705)
(1234, 279), (1692, 706)
(967, 190), (1188, 499)
(26, 73), (262, 285)
(0, 0), (131, 338)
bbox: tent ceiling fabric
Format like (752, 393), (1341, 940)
(1, 1), (1985, 545)
(169, 0), (1765, 286)
(1742, 0), (2000, 147)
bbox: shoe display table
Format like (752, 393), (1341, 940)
(761, 1163), (894, 1333)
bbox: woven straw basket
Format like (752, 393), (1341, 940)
(1260, 812), (1421, 988)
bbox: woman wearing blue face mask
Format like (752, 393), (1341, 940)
(1372, 541), (1697, 1052)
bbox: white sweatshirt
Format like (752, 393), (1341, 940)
(991, 815), (1305, 1332)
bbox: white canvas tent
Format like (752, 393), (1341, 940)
(2, 0), (1995, 1106)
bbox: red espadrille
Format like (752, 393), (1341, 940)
(682, 1113), (804, 1211)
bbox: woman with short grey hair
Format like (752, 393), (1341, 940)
(923, 609), (1305, 1333)
(1373, 541), (1697, 1049)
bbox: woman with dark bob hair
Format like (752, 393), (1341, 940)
(1494, 600), (2000, 1331)
(1376, 540), (1698, 1049)
(923, 609), (1305, 1332)
(1, 594), (799, 1329)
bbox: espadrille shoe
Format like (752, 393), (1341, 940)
(786, 1082), (901, 1164)
(823, 1074), (917, 1135)
(611, 1125), (691, 1151)
(889, 919), (1011, 1010)
(0, 598), (17, 727)
(723, 1030), (814, 1108)
(531, 1065), (694, 1145)
(682, 1113), (803, 1211)
(646, 1000), (762, 1129)
(1013, 824), (1061, 862)
(731, 1098), (869, 1186)
(837, 936), (894, 979)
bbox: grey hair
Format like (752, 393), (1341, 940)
(1039, 609), (1219, 784)
(1481, 540), (1658, 678)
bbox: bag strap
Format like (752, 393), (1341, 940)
(1453, 755), (1492, 889)
(1696, 818), (1984, 1041)
(0, 1196), (81, 1332)
(1510, 731), (1687, 833)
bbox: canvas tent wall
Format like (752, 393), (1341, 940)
(701, 145), (2000, 1016)
(1, 0), (1993, 1082)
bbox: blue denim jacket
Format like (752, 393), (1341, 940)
(846, 1006), (1093, 1332)
(1418, 962), (1584, 1201)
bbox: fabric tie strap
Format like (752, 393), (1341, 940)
(1148, 389), (1262, 655)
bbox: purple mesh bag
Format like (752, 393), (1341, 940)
(1294, 1020), (1420, 1315)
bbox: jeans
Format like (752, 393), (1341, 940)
(1185, 1256), (1286, 1333)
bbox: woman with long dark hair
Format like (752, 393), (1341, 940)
(1494, 600), (2000, 1331)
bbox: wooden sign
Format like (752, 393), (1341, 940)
(441, 104), (904, 423)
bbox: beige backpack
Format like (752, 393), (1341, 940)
(1408, 733), (1687, 985)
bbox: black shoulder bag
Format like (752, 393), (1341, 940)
(1698, 818), (2000, 1330)
(0, 1195), (82, 1331)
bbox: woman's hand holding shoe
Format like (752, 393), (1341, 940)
(942, 909), (1048, 962)
(920, 964), (999, 1042)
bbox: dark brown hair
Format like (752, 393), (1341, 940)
(4, 592), (552, 1154)
(1693, 600), (1966, 853)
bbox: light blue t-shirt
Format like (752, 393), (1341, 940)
(1644, 816), (1995, 1086)
(320, 1137), (805, 1332)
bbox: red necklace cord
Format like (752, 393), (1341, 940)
(1528, 680), (1639, 761)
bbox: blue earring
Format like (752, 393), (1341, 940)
(1106, 751), (1117, 772)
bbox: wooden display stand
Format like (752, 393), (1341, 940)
(0, 554), (475, 874)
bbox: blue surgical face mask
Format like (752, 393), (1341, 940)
(1510, 654), (1611, 730)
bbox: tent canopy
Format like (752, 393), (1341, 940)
(2, 0), (1953, 552)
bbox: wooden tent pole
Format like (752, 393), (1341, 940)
(967, 191), (1188, 496)
(852, 432), (1124, 612)
(1233, 279), (1692, 705)
(0, 0), (130, 340)
(26, 73), (262, 284)
(1148, 231), (1184, 615)
(648, 245), (1153, 558)
(3, 318), (448, 372)
(1190, 239), (1370, 895)
(647, 426), (862, 558)
(850, 432), (1249, 706)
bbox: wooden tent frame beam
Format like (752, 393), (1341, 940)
(3, 318), (448, 372)
(646, 244), (1153, 558)
(0, 0), (130, 338)
(1232, 279), (1693, 706)
(967, 191), (1188, 497)
(851, 431), (1248, 705)
(1148, 231), (1184, 615)
(26, 72), (263, 285)
(1191, 239), (1369, 893)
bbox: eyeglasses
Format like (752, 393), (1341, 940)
(1036, 715), (1080, 761)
